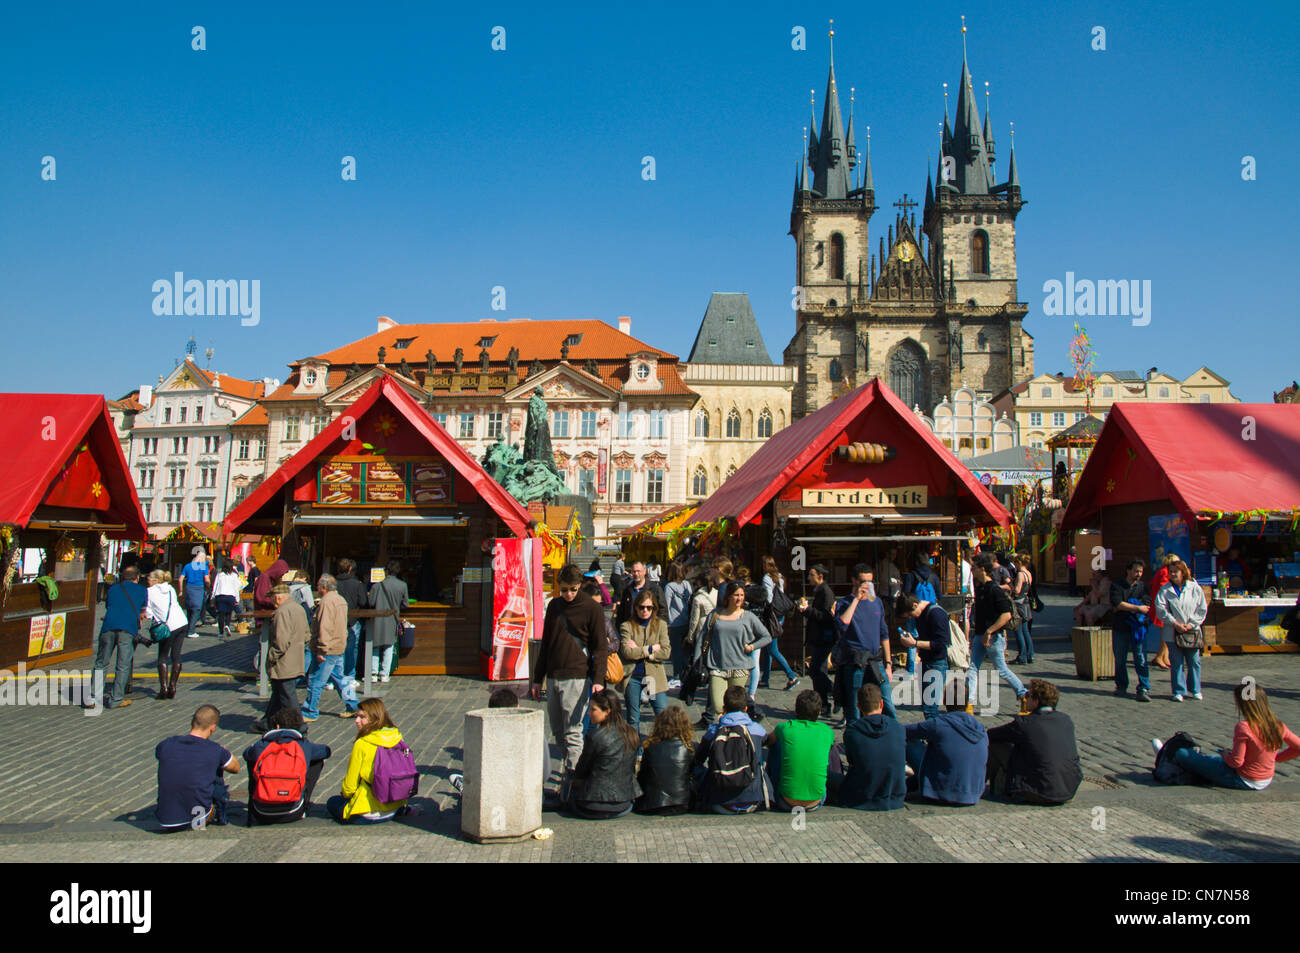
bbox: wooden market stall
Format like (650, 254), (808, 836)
(620, 503), (698, 564)
(148, 521), (224, 581)
(1060, 402), (1300, 653)
(222, 376), (533, 675)
(0, 394), (148, 670)
(690, 378), (1011, 664)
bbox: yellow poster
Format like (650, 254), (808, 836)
(42, 613), (67, 654)
(28, 616), (48, 657)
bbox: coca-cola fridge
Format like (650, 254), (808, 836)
(488, 537), (543, 681)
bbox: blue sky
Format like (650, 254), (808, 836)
(2, 1), (1295, 400)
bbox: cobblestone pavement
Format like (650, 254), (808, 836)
(1, 593), (1297, 862)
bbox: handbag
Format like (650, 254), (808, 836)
(1173, 625), (1204, 651)
(148, 590), (175, 644)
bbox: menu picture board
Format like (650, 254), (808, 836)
(316, 456), (454, 507)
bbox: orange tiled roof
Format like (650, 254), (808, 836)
(109, 391), (146, 412)
(231, 404), (269, 427)
(179, 360), (268, 401)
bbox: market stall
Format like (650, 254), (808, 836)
(1060, 402), (1300, 653)
(619, 503), (698, 563)
(0, 394), (148, 670)
(222, 376), (534, 675)
(690, 378), (1011, 664)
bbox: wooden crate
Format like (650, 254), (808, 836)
(1071, 626), (1115, 681)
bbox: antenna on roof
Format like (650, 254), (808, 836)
(205, 342), (214, 369)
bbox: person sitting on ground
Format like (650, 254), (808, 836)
(904, 680), (988, 806)
(769, 690), (836, 811)
(832, 683), (906, 811)
(327, 698), (416, 823)
(244, 707), (332, 825)
(693, 685), (773, 814)
(1158, 683), (1300, 790)
(155, 704), (240, 831)
(635, 704), (695, 815)
(570, 691), (642, 819)
(985, 679), (1083, 805)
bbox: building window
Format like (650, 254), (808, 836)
(829, 233), (845, 280)
(725, 410), (742, 438)
(171, 437), (188, 454)
(618, 410), (635, 439)
(565, 334), (583, 348)
(614, 469), (632, 504)
(1101, 386), (1114, 398)
(312, 415), (327, 437)
(486, 412), (504, 440)
(143, 502), (151, 521)
(757, 409), (773, 438)
(255, 439), (265, 460)
(237, 438), (249, 460)
(304, 369), (317, 385)
(971, 230), (990, 275)
(1074, 412), (1085, 423)
(977, 437), (990, 450)
(649, 409), (667, 439)
(959, 437), (973, 450)
(163, 407), (172, 424)
(195, 405), (203, 422)
(691, 466), (707, 496)
(976, 330), (989, 350)
(887, 341), (927, 410)
(1029, 412), (1043, 427)
(635, 364), (650, 381)
(202, 435), (220, 453)
(393, 337), (415, 350)
(284, 417), (300, 442)
(1040, 387), (1052, 398)
(551, 410), (569, 437)
(458, 413), (475, 439)
(577, 469), (596, 500)
(1052, 412), (1066, 427)
(725, 464), (737, 481)
(137, 468), (154, 489)
(694, 411), (709, 437)
(1158, 386), (1171, 398)
(179, 406), (187, 423)
(477, 335), (498, 349)
(1030, 440), (1044, 449)
(433, 413), (449, 430)
(1198, 393), (1210, 403)
(646, 469), (664, 504)
(828, 359), (842, 383)
(580, 411), (597, 438)
(198, 501), (213, 521)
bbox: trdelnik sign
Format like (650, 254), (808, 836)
(800, 485), (927, 508)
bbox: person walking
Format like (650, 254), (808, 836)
(1110, 559), (1152, 702)
(1154, 559), (1207, 702)
(211, 560), (242, 639)
(1009, 554), (1036, 665)
(618, 588), (671, 731)
(799, 565), (838, 719)
(1158, 683), (1300, 789)
(531, 564), (608, 802)
(178, 548), (211, 639)
(965, 554), (1027, 715)
(661, 561), (693, 677)
(896, 592), (950, 719)
(692, 580), (771, 730)
(302, 574), (360, 722)
(92, 565), (148, 710)
(368, 560), (409, 683)
(252, 584), (308, 732)
(901, 554), (940, 676)
(146, 569), (189, 700)
(833, 571), (894, 725)
(758, 555), (799, 691)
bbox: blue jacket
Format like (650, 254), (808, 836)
(102, 580), (148, 634)
(905, 712), (988, 805)
(694, 711), (772, 809)
(834, 595), (888, 656)
(839, 713), (906, 811)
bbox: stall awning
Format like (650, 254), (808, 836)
(221, 375), (532, 538)
(1060, 402), (1300, 529)
(620, 503), (698, 539)
(154, 521), (223, 543)
(0, 393), (148, 539)
(690, 378), (1010, 529)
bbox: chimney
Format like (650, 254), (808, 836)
(377, 315), (397, 333)
(138, 385), (153, 408)
(618, 316), (631, 335)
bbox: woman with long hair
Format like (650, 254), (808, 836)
(635, 704), (695, 815)
(619, 588), (671, 730)
(570, 691), (642, 818)
(211, 559), (243, 638)
(146, 569), (189, 699)
(692, 580), (771, 730)
(1147, 554), (1178, 670)
(327, 697), (415, 823)
(1160, 683), (1300, 789)
(1009, 554), (1035, 665)
(756, 554), (799, 691)
(1154, 559), (1207, 702)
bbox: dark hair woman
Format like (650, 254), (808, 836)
(635, 705), (695, 815)
(570, 691), (642, 819)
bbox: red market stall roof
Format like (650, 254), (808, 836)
(1060, 402), (1300, 530)
(0, 393), (148, 539)
(221, 375), (532, 538)
(691, 378), (1011, 529)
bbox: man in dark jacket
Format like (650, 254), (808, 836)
(799, 565), (838, 718)
(897, 592), (950, 718)
(965, 554), (1026, 712)
(243, 707), (332, 825)
(334, 558), (368, 690)
(833, 683), (906, 811)
(532, 564), (608, 800)
(1110, 559), (1151, 702)
(615, 560), (666, 627)
(833, 571), (894, 723)
(986, 679), (1082, 805)
(904, 687), (988, 805)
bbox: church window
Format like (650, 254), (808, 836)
(887, 341), (927, 410)
(828, 359), (842, 382)
(694, 411), (709, 437)
(828, 299), (838, 308)
(757, 409), (773, 438)
(976, 331), (988, 350)
(726, 464), (738, 481)
(971, 231), (990, 275)
(692, 466), (708, 497)
(726, 410), (742, 438)
(829, 234), (845, 280)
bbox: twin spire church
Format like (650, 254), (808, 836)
(784, 24), (1035, 419)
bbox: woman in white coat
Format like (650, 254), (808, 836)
(1154, 559), (1208, 702)
(147, 569), (189, 699)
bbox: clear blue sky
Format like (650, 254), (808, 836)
(2, 1), (1295, 400)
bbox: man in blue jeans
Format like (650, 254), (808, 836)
(302, 574), (359, 721)
(833, 572), (895, 725)
(965, 554), (1026, 714)
(179, 548), (211, 639)
(333, 558), (368, 690)
(896, 592), (950, 718)
(92, 566), (148, 710)
(1110, 559), (1151, 703)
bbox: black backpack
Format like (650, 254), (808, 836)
(768, 585), (795, 619)
(707, 722), (758, 799)
(1152, 731), (1199, 785)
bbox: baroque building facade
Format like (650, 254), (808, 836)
(784, 30), (1034, 419)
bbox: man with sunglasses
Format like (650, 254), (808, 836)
(532, 564), (608, 803)
(615, 559), (667, 627)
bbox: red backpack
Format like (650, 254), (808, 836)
(253, 740), (307, 808)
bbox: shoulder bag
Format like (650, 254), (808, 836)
(1173, 624), (1204, 651)
(148, 589), (176, 644)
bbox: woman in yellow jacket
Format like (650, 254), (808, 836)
(619, 589), (671, 734)
(326, 698), (414, 823)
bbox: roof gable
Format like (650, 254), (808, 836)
(502, 363), (618, 402)
(686, 294), (773, 365)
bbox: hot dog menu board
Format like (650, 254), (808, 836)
(315, 457), (453, 506)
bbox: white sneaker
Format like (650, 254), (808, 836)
(1172, 694), (1184, 702)
(1192, 692), (1203, 701)
(380, 674), (390, 683)
(1151, 738), (1164, 755)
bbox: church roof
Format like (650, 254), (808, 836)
(686, 294), (773, 365)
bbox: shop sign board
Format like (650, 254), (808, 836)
(800, 485), (928, 508)
(316, 456), (454, 506)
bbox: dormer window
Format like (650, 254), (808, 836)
(393, 337), (415, 350)
(304, 369), (317, 386)
(566, 334), (583, 347)
(477, 335), (498, 348)
(635, 363), (650, 381)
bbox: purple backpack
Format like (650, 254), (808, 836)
(371, 740), (419, 803)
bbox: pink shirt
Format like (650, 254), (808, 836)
(1224, 720), (1300, 781)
